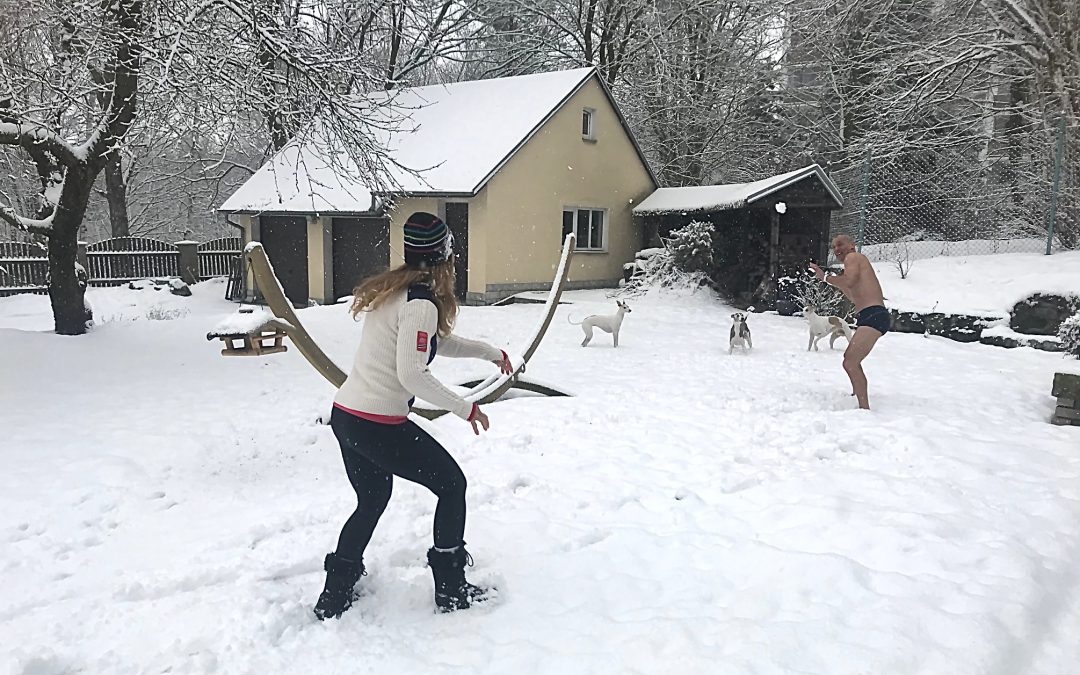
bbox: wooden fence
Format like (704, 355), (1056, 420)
(0, 241), (48, 295)
(198, 237), (242, 279)
(0, 236), (242, 297)
(86, 237), (180, 285)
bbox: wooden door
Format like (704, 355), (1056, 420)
(332, 217), (390, 301)
(444, 203), (469, 301)
(258, 216), (308, 305)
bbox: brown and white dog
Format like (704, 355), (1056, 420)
(803, 306), (854, 351)
(729, 312), (752, 354)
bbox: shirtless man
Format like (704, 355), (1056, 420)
(809, 235), (891, 410)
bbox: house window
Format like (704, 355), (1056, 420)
(563, 208), (605, 251)
(581, 108), (596, 140)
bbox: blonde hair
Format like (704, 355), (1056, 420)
(350, 258), (458, 336)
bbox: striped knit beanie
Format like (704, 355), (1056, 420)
(403, 212), (451, 267)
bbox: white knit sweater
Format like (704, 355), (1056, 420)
(333, 289), (503, 420)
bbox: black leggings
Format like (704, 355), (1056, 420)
(329, 406), (467, 557)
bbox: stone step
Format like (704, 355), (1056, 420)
(1055, 406), (1080, 420)
(1053, 373), (1080, 399)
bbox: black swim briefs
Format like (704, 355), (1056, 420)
(856, 305), (892, 335)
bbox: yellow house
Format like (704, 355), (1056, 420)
(219, 67), (658, 305)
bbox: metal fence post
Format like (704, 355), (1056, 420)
(1045, 115), (1066, 255)
(857, 150), (871, 250)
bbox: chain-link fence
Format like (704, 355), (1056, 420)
(828, 118), (1077, 265)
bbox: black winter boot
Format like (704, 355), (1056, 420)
(426, 544), (491, 613)
(313, 552), (365, 620)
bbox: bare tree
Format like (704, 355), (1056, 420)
(779, 0), (1067, 250)
(0, 0), (406, 334)
(894, 0), (1080, 245)
(452, 0), (651, 85)
(624, 0), (786, 186)
(0, 0), (143, 334)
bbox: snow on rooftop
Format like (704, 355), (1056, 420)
(633, 165), (841, 215)
(220, 68), (596, 214)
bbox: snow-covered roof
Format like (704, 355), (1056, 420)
(632, 164), (843, 216)
(220, 67), (635, 214)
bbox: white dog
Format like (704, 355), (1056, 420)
(569, 300), (631, 347)
(729, 312), (752, 354)
(804, 306), (854, 351)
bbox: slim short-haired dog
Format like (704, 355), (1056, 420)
(569, 300), (631, 347)
(804, 306), (854, 351)
(729, 312), (752, 354)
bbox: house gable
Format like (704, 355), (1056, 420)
(473, 75), (658, 289)
(471, 71), (659, 195)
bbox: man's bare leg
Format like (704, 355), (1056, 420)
(842, 327), (882, 409)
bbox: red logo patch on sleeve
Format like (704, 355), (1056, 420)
(416, 331), (429, 353)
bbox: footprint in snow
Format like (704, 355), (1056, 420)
(562, 528), (612, 551)
(508, 475), (533, 493)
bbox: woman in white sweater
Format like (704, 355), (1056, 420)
(314, 211), (512, 621)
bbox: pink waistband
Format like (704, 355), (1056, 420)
(333, 402), (408, 425)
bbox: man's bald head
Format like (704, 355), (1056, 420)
(832, 234), (856, 260)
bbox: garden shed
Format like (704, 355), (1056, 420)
(632, 164), (844, 305)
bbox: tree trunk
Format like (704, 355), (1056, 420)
(48, 166), (96, 336)
(104, 151), (131, 237)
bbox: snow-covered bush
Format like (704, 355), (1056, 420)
(145, 305), (190, 321)
(883, 241), (914, 279)
(787, 273), (851, 317)
(621, 240), (710, 297)
(667, 221), (714, 276)
(1059, 313), (1080, 358)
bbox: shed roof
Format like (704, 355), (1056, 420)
(632, 164), (843, 215)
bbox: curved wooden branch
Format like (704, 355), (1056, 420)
(245, 242), (347, 387)
(413, 232), (577, 419)
(245, 233), (576, 416)
(458, 378), (571, 399)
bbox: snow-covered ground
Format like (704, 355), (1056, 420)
(3, 277), (1080, 675)
(872, 250), (1080, 316)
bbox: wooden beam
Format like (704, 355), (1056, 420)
(769, 210), (780, 279)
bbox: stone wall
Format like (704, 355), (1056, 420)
(888, 309), (1005, 343)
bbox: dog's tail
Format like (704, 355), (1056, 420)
(567, 314), (584, 326)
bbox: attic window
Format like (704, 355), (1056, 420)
(581, 108), (596, 140)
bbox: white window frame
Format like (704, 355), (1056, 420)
(581, 107), (596, 141)
(562, 207), (607, 252)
